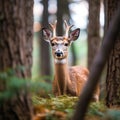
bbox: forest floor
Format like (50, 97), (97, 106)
(32, 95), (120, 120)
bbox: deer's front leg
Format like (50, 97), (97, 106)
(52, 79), (61, 96)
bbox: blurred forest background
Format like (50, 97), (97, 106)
(0, 0), (120, 119)
(33, 0), (103, 80)
(33, 0), (104, 97)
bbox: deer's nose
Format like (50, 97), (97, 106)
(55, 50), (63, 57)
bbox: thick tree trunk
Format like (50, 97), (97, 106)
(105, 0), (120, 107)
(0, 1), (33, 119)
(88, 0), (100, 70)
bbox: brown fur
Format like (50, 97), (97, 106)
(42, 21), (99, 101)
(52, 63), (100, 101)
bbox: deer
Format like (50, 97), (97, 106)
(41, 20), (99, 102)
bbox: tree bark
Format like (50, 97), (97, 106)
(87, 0), (100, 70)
(57, 0), (70, 35)
(40, 0), (51, 83)
(57, 0), (64, 35)
(105, 0), (120, 107)
(0, 1), (33, 119)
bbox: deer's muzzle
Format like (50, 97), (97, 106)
(55, 50), (63, 58)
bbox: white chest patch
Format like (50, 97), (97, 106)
(55, 59), (67, 64)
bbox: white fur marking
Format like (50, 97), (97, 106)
(55, 59), (67, 64)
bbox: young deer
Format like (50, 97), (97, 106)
(42, 20), (99, 101)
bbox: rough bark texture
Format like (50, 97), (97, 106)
(105, 0), (120, 107)
(40, 0), (51, 82)
(88, 0), (100, 70)
(0, 1), (33, 119)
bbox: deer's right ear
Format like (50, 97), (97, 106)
(42, 28), (52, 42)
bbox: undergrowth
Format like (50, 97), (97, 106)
(32, 95), (111, 120)
(0, 69), (120, 120)
(32, 95), (120, 120)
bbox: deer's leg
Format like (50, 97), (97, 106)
(66, 79), (77, 96)
(52, 79), (61, 96)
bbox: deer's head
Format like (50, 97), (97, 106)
(42, 20), (80, 63)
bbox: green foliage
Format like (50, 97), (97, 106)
(1, 68), (120, 120)
(0, 68), (26, 101)
(0, 68), (52, 101)
(103, 109), (120, 120)
(33, 96), (120, 120)
(32, 95), (78, 119)
(32, 95), (112, 120)
(32, 95), (78, 111)
(31, 79), (52, 94)
(31, 75), (52, 97)
(87, 102), (107, 117)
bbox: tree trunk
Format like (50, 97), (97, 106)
(57, 0), (64, 35)
(88, 0), (100, 70)
(105, 0), (120, 107)
(40, 0), (51, 83)
(57, 0), (77, 65)
(0, 1), (33, 119)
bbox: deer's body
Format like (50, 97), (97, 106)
(42, 20), (99, 101)
(53, 63), (89, 96)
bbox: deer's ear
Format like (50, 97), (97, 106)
(42, 28), (52, 42)
(69, 28), (80, 41)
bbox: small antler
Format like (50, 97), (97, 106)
(64, 20), (73, 38)
(49, 20), (57, 37)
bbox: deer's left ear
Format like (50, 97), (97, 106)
(69, 28), (80, 41)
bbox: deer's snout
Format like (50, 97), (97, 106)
(55, 50), (63, 57)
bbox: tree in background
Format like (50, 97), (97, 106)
(0, 1), (33, 119)
(57, 0), (71, 35)
(39, 0), (77, 82)
(105, 0), (120, 107)
(87, 0), (101, 70)
(57, 0), (64, 35)
(57, 0), (77, 65)
(40, 0), (51, 83)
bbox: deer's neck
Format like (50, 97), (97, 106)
(54, 59), (71, 95)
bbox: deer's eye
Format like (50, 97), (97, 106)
(64, 43), (69, 46)
(51, 43), (55, 46)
